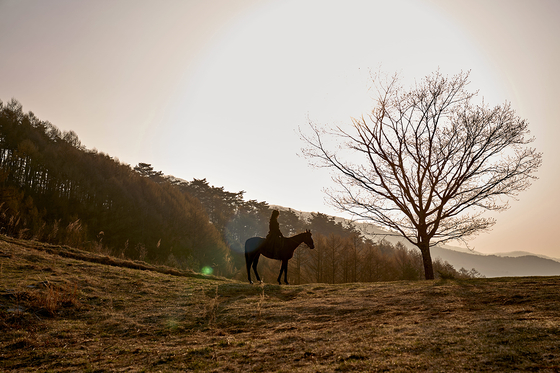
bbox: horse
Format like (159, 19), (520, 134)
(245, 230), (314, 285)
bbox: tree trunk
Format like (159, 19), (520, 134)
(418, 242), (434, 280)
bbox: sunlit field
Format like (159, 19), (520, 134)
(2, 235), (559, 372)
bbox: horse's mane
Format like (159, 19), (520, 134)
(286, 230), (310, 240)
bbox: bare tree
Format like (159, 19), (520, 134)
(301, 70), (542, 279)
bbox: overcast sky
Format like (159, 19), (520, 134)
(1, 0), (558, 258)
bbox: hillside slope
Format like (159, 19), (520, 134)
(2, 235), (560, 372)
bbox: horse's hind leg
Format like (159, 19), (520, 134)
(252, 254), (262, 283)
(245, 253), (253, 284)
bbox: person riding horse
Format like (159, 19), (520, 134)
(264, 210), (284, 259)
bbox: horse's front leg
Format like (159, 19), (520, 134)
(277, 260), (289, 285)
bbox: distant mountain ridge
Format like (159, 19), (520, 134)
(430, 247), (560, 278)
(490, 251), (560, 263)
(354, 219), (560, 277)
(356, 220), (560, 278)
(277, 206), (560, 278)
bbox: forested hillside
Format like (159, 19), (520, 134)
(0, 99), (477, 282)
(0, 99), (230, 274)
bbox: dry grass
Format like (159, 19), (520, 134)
(1, 235), (560, 372)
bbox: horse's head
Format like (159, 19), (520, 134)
(303, 229), (314, 249)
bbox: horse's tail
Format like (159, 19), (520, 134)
(244, 237), (254, 256)
(245, 237), (264, 284)
(244, 238), (252, 264)
(244, 238), (253, 283)
(245, 237), (264, 253)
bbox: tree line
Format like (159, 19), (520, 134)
(0, 99), (480, 281)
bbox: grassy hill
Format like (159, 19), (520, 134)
(2, 235), (560, 372)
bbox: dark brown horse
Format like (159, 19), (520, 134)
(245, 230), (314, 285)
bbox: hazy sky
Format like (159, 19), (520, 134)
(1, 0), (559, 258)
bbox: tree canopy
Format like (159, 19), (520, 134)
(301, 70), (542, 279)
